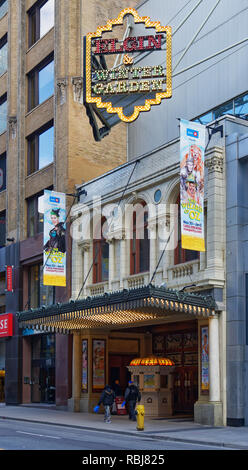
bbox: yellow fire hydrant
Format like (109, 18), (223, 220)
(136, 404), (145, 431)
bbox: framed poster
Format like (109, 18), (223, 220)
(144, 374), (155, 389)
(82, 339), (88, 392)
(201, 326), (209, 394)
(92, 339), (105, 391)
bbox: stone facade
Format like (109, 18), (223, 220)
(1, 0), (138, 407)
(70, 126), (227, 424)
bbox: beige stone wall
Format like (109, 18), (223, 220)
(5, 0), (139, 241)
(55, 0), (139, 196)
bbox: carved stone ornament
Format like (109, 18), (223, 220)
(79, 240), (91, 252)
(72, 77), (84, 104)
(205, 150), (224, 174)
(57, 78), (68, 105)
(8, 116), (17, 139)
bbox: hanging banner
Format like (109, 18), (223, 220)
(43, 190), (66, 287)
(6, 266), (13, 292)
(180, 119), (206, 251)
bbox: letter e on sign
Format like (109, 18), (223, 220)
(0, 313), (13, 338)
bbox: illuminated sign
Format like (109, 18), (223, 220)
(0, 313), (13, 338)
(85, 8), (172, 123)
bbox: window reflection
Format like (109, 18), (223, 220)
(213, 100), (234, 120)
(0, 0), (8, 20)
(0, 96), (7, 135)
(39, 60), (54, 104)
(235, 93), (248, 118)
(0, 37), (7, 77)
(39, 126), (54, 169)
(40, 0), (54, 38)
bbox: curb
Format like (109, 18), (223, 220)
(0, 415), (245, 450)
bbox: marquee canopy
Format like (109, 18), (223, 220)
(17, 285), (218, 334)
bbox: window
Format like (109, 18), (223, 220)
(27, 188), (52, 237)
(130, 203), (150, 275)
(28, 263), (55, 309)
(0, 94), (7, 135)
(27, 122), (54, 174)
(0, 211), (5, 247)
(28, 56), (54, 110)
(194, 92), (248, 125)
(0, 0), (8, 20)
(0, 34), (7, 76)
(93, 218), (109, 283)
(29, 0), (54, 47)
(235, 93), (248, 119)
(0, 152), (6, 192)
(194, 111), (213, 125)
(174, 195), (199, 265)
(213, 100), (234, 120)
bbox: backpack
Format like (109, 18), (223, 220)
(127, 385), (140, 402)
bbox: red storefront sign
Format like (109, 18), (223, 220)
(6, 266), (13, 292)
(0, 313), (13, 338)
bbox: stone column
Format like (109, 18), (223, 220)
(82, 241), (91, 296)
(209, 315), (220, 402)
(69, 333), (81, 412)
(119, 234), (127, 289)
(108, 238), (115, 291)
(71, 241), (83, 299)
(149, 222), (157, 283)
(205, 148), (225, 281)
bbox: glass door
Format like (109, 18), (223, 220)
(31, 334), (55, 403)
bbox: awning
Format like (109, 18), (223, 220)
(17, 285), (218, 334)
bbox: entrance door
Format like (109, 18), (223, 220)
(173, 367), (198, 414)
(31, 334), (56, 404)
(109, 355), (136, 395)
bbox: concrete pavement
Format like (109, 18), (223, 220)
(0, 404), (247, 449)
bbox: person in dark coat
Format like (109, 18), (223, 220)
(95, 385), (115, 423)
(124, 381), (141, 421)
(112, 379), (122, 397)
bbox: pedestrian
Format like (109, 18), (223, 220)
(124, 380), (141, 421)
(112, 379), (122, 397)
(94, 384), (115, 423)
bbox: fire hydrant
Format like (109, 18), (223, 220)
(136, 404), (145, 431)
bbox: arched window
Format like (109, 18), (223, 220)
(174, 195), (199, 265)
(93, 217), (109, 283)
(130, 202), (150, 274)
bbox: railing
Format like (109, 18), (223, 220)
(124, 272), (149, 289)
(167, 260), (200, 287)
(86, 281), (109, 297)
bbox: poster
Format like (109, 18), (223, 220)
(43, 190), (66, 286)
(180, 119), (206, 252)
(92, 339), (105, 391)
(82, 340), (88, 392)
(201, 326), (209, 394)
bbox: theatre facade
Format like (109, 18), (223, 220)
(18, 130), (227, 426)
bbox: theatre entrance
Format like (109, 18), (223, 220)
(109, 354), (137, 396)
(152, 321), (198, 415)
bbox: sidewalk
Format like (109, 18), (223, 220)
(0, 404), (247, 449)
